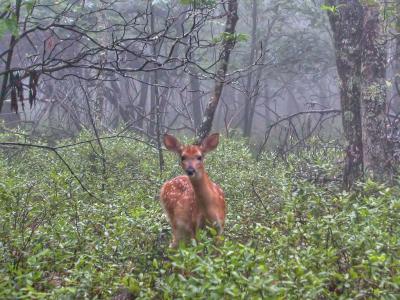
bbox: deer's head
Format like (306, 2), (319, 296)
(163, 133), (219, 179)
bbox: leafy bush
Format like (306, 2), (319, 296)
(0, 131), (399, 299)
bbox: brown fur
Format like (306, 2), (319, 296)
(160, 134), (225, 247)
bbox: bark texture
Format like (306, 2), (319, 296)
(360, 3), (390, 180)
(394, 0), (400, 112)
(327, 0), (392, 186)
(326, 0), (364, 188)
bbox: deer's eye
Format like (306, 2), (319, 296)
(181, 156), (187, 161)
(197, 156), (202, 161)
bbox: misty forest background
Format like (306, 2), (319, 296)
(0, 0), (399, 299)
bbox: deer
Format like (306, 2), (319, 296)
(160, 133), (226, 248)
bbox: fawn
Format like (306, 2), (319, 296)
(160, 133), (226, 248)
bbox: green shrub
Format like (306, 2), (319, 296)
(0, 131), (399, 299)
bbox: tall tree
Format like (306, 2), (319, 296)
(326, 0), (364, 188)
(243, 0), (258, 137)
(326, 0), (391, 186)
(394, 0), (400, 112)
(196, 0), (239, 143)
(361, 2), (390, 180)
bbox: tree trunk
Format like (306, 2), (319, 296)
(360, 3), (390, 181)
(137, 73), (150, 129)
(149, 76), (156, 135)
(196, 0), (239, 143)
(393, 0), (400, 113)
(243, 0), (258, 137)
(148, 5), (158, 138)
(326, 0), (364, 189)
(150, 5), (164, 172)
(263, 82), (271, 128)
(0, 0), (22, 112)
(189, 72), (202, 131)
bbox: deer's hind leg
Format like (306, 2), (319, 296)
(170, 217), (195, 248)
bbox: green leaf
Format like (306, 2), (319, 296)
(0, 17), (18, 38)
(320, 5), (337, 13)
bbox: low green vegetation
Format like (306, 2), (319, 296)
(0, 132), (399, 299)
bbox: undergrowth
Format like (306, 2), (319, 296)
(0, 131), (399, 299)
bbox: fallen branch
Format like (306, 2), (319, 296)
(256, 109), (341, 160)
(0, 142), (99, 200)
(0, 134), (156, 201)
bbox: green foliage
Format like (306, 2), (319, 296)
(320, 5), (338, 14)
(0, 131), (399, 298)
(0, 16), (18, 38)
(212, 32), (249, 45)
(0, 0), (37, 39)
(179, 0), (217, 7)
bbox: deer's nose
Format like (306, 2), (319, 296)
(186, 167), (196, 176)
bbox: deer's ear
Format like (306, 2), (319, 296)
(163, 134), (182, 154)
(201, 133), (219, 153)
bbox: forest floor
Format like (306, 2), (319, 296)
(0, 132), (399, 299)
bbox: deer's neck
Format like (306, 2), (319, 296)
(190, 173), (215, 207)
